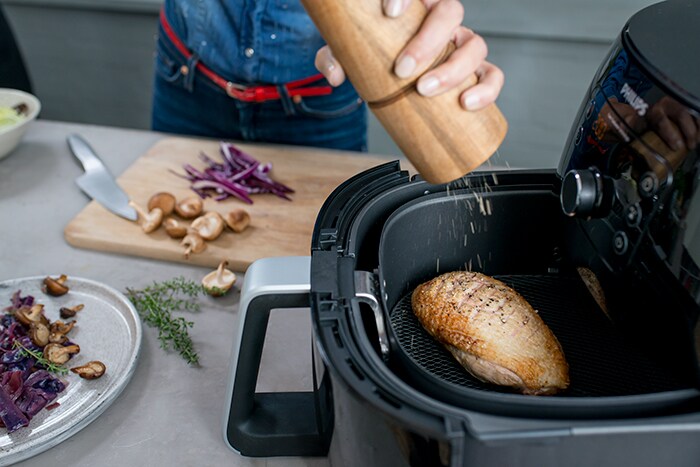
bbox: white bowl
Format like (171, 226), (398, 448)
(0, 88), (41, 161)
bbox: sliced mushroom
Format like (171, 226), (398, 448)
(15, 304), (49, 327)
(43, 275), (69, 296)
(181, 233), (206, 259)
(49, 332), (69, 345)
(202, 260), (237, 296)
(48, 320), (76, 344)
(29, 322), (50, 347)
(224, 209), (251, 233)
(50, 320), (76, 335)
(60, 304), (84, 319)
(175, 197), (203, 219)
(189, 212), (225, 241)
(148, 192), (176, 216)
(71, 361), (106, 380)
(129, 201), (164, 233)
(163, 217), (188, 239)
(43, 343), (80, 365)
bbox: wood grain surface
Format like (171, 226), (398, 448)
(300, 0), (507, 184)
(64, 136), (395, 271)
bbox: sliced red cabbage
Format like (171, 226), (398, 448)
(173, 142), (294, 204)
(0, 293), (68, 433)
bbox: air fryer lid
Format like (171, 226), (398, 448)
(624, 0), (700, 109)
(377, 180), (699, 419)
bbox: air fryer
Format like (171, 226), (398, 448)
(558, 0), (700, 380)
(222, 2), (700, 466)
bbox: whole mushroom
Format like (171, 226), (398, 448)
(129, 201), (164, 233)
(175, 197), (204, 219)
(202, 260), (237, 296)
(60, 304), (84, 319)
(189, 212), (225, 241)
(28, 322), (50, 347)
(148, 192), (176, 216)
(44, 343), (81, 365)
(163, 217), (188, 239)
(43, 275), (69, 296)
(71, 361), (106, 380)
(224, 209), (251, 233)
(49, 320), (76, 344)
(15, 304), (49, 327)
(181, 232), (206, 259)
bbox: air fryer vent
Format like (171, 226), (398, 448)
(390, 274), (692, 398)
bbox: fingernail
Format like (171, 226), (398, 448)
(674, 139), (684, 151)
(417, 76), (440, 96)
(325, 57), (341, 86)
(395, 55), (416, 79)
(383, 0), (403, 18)
(329, 71), (343, 87)
(463, 94), (481, 110)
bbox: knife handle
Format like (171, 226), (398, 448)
(67, 134), (106, 173)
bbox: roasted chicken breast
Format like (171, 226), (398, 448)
(411, 271), (569, 395)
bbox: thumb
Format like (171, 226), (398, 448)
(383, 0), (411, 17)
(315, 46), (346, 87)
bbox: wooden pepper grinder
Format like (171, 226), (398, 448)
(300, 0), (508, 184)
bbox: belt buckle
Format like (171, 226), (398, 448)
(226, 81), (249, 99)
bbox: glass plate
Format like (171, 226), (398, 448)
(0, 276), (142, 465)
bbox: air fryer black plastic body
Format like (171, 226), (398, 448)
(308, 163), (700, 467)
(558, 0), (700, 381)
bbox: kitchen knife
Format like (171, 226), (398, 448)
(67, 134), (138, 221)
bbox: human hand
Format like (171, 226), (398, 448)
(315, 0), (504, 111)
(646, 96), (699, 151)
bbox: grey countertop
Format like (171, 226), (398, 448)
(0, 120), (328, 466)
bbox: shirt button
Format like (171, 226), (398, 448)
(244, 48), (255, 58)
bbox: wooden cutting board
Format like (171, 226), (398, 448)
(64, 136), (398, 271)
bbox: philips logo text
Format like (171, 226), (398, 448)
(620, 83), (648, 117)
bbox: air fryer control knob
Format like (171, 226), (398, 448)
(560, 168), (614, 218)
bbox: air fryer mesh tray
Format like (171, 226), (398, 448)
(390, 273), (692, 398)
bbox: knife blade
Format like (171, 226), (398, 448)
(67, 134), (138, 221)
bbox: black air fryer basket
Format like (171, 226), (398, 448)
(311, 164), (698, 421)
(371, 170), (697, 419)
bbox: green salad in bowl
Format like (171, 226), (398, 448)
(0, 103), (28, 128)
(0, 89), (41, 160)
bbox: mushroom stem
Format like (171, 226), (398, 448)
(129, 201), (164, 233)
(181, 233), (206, 259)
(128, 201), (149, 220)
(202, 260), (236, 296)
(216, 260), (228, 282)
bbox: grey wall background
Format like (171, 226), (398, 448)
(2, 0), (658, 169)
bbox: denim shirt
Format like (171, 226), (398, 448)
(164, 0), (325, 85)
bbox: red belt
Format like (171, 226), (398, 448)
(159, 9), (333, 103)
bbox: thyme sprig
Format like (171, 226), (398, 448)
(126, 277), (204, 365)
(13, 341), (69, 376)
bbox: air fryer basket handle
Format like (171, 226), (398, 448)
(222, 256), (331, 457)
